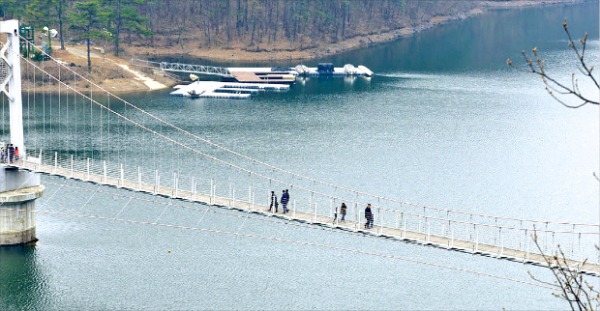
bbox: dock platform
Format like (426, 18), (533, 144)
(171, 81), (290, 99)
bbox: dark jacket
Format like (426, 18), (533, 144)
(365, 206), (373, 220)
(340, 204), (347, 215)
(280, 192), (289, 204)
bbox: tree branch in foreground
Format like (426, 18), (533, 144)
(530, 230), (600, 310)
(507, 20), (599, 109)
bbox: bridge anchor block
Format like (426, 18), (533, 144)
(0, 167), (44, 246)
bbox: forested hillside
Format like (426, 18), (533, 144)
(0, 0), (586, 60)
(144, 0), (478, 51)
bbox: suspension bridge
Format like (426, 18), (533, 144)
(1, 20), (599, 277)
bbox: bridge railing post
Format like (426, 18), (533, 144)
(172, 172), (177, 197)
(578, 233), (582, 260)
(378, 207), (383, 235)
(119, 163), (124, 188)
(293, 200), (296, 218)
(213, 180), (216, 204)
(545, 222), (550, 255)
(309, 191), (314, 221)
(447, 219), (452, 245)
(70, 155), (74, 178)
(228, 183), (232, 208)
(474, 225), (479, 253)
(248, 186), (252, 211)
(354, 202), (358, 232)
(313, 202), (318, 223)
(445, 211), (450, 238)
(232, 187), (236, 208)
(154, 170), (159, 194)
(54, 151), (58, 173)
(86, 158), (90, 181)
(402, 215), (407, 238)
(102, 161), (107, 183)
(191, 177), (196, 200)
(174, 172), (179, 197)
(137, 166), (142, 191)
(499, 228), (504, 257)
(209, 179), (214, 205)
(570, 226), (575, 257)
(525, 229), (530, 260)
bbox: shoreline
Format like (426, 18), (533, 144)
(133, 0), (590, 63)
(21, 0), (592, 95)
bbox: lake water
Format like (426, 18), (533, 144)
(1, 2), (599, 310)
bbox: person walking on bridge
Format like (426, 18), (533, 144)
(280, 189), (290, 214)
(268, 191), (278, 213)
(364, 204), (374, 229)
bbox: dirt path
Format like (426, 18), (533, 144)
(66, 46), (167, 91)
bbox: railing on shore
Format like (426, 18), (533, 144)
(159, 62), (233, 78)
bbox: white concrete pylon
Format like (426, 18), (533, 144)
(0, 20), (25, 158)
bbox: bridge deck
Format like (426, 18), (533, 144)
(15, 159), (600, 276)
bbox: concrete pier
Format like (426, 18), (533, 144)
(0, 20), (44, 245)
(0, 167), (44, 245)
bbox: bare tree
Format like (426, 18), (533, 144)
(507, 20), (599, 109)
(529, 231), (600, 310)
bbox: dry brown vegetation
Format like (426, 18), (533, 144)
(19, 48), (166, 93)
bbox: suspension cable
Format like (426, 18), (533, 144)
(35, 208), (556, 291)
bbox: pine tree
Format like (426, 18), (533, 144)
(103, 0), (151, 57)
(68, 0), (110, 73)
(25, 0), (68, 50)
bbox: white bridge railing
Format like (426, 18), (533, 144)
(20, 152), (600, 270)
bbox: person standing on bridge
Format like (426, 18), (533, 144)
(268, 191), (278, 213)
(280, 189), (290, 214)
(340, 203), (347, 222)
(7, 144), (14, 163)
(14, 147), (19, 161)
(365, 204), (374, 229)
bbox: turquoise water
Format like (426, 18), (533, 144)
(2, 2), (599, 310)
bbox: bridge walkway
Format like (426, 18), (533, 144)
(14, 158), (600, 276)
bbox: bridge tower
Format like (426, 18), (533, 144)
(0, 20), (44, 246)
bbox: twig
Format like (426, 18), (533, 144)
(507, 20), (599, 109)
